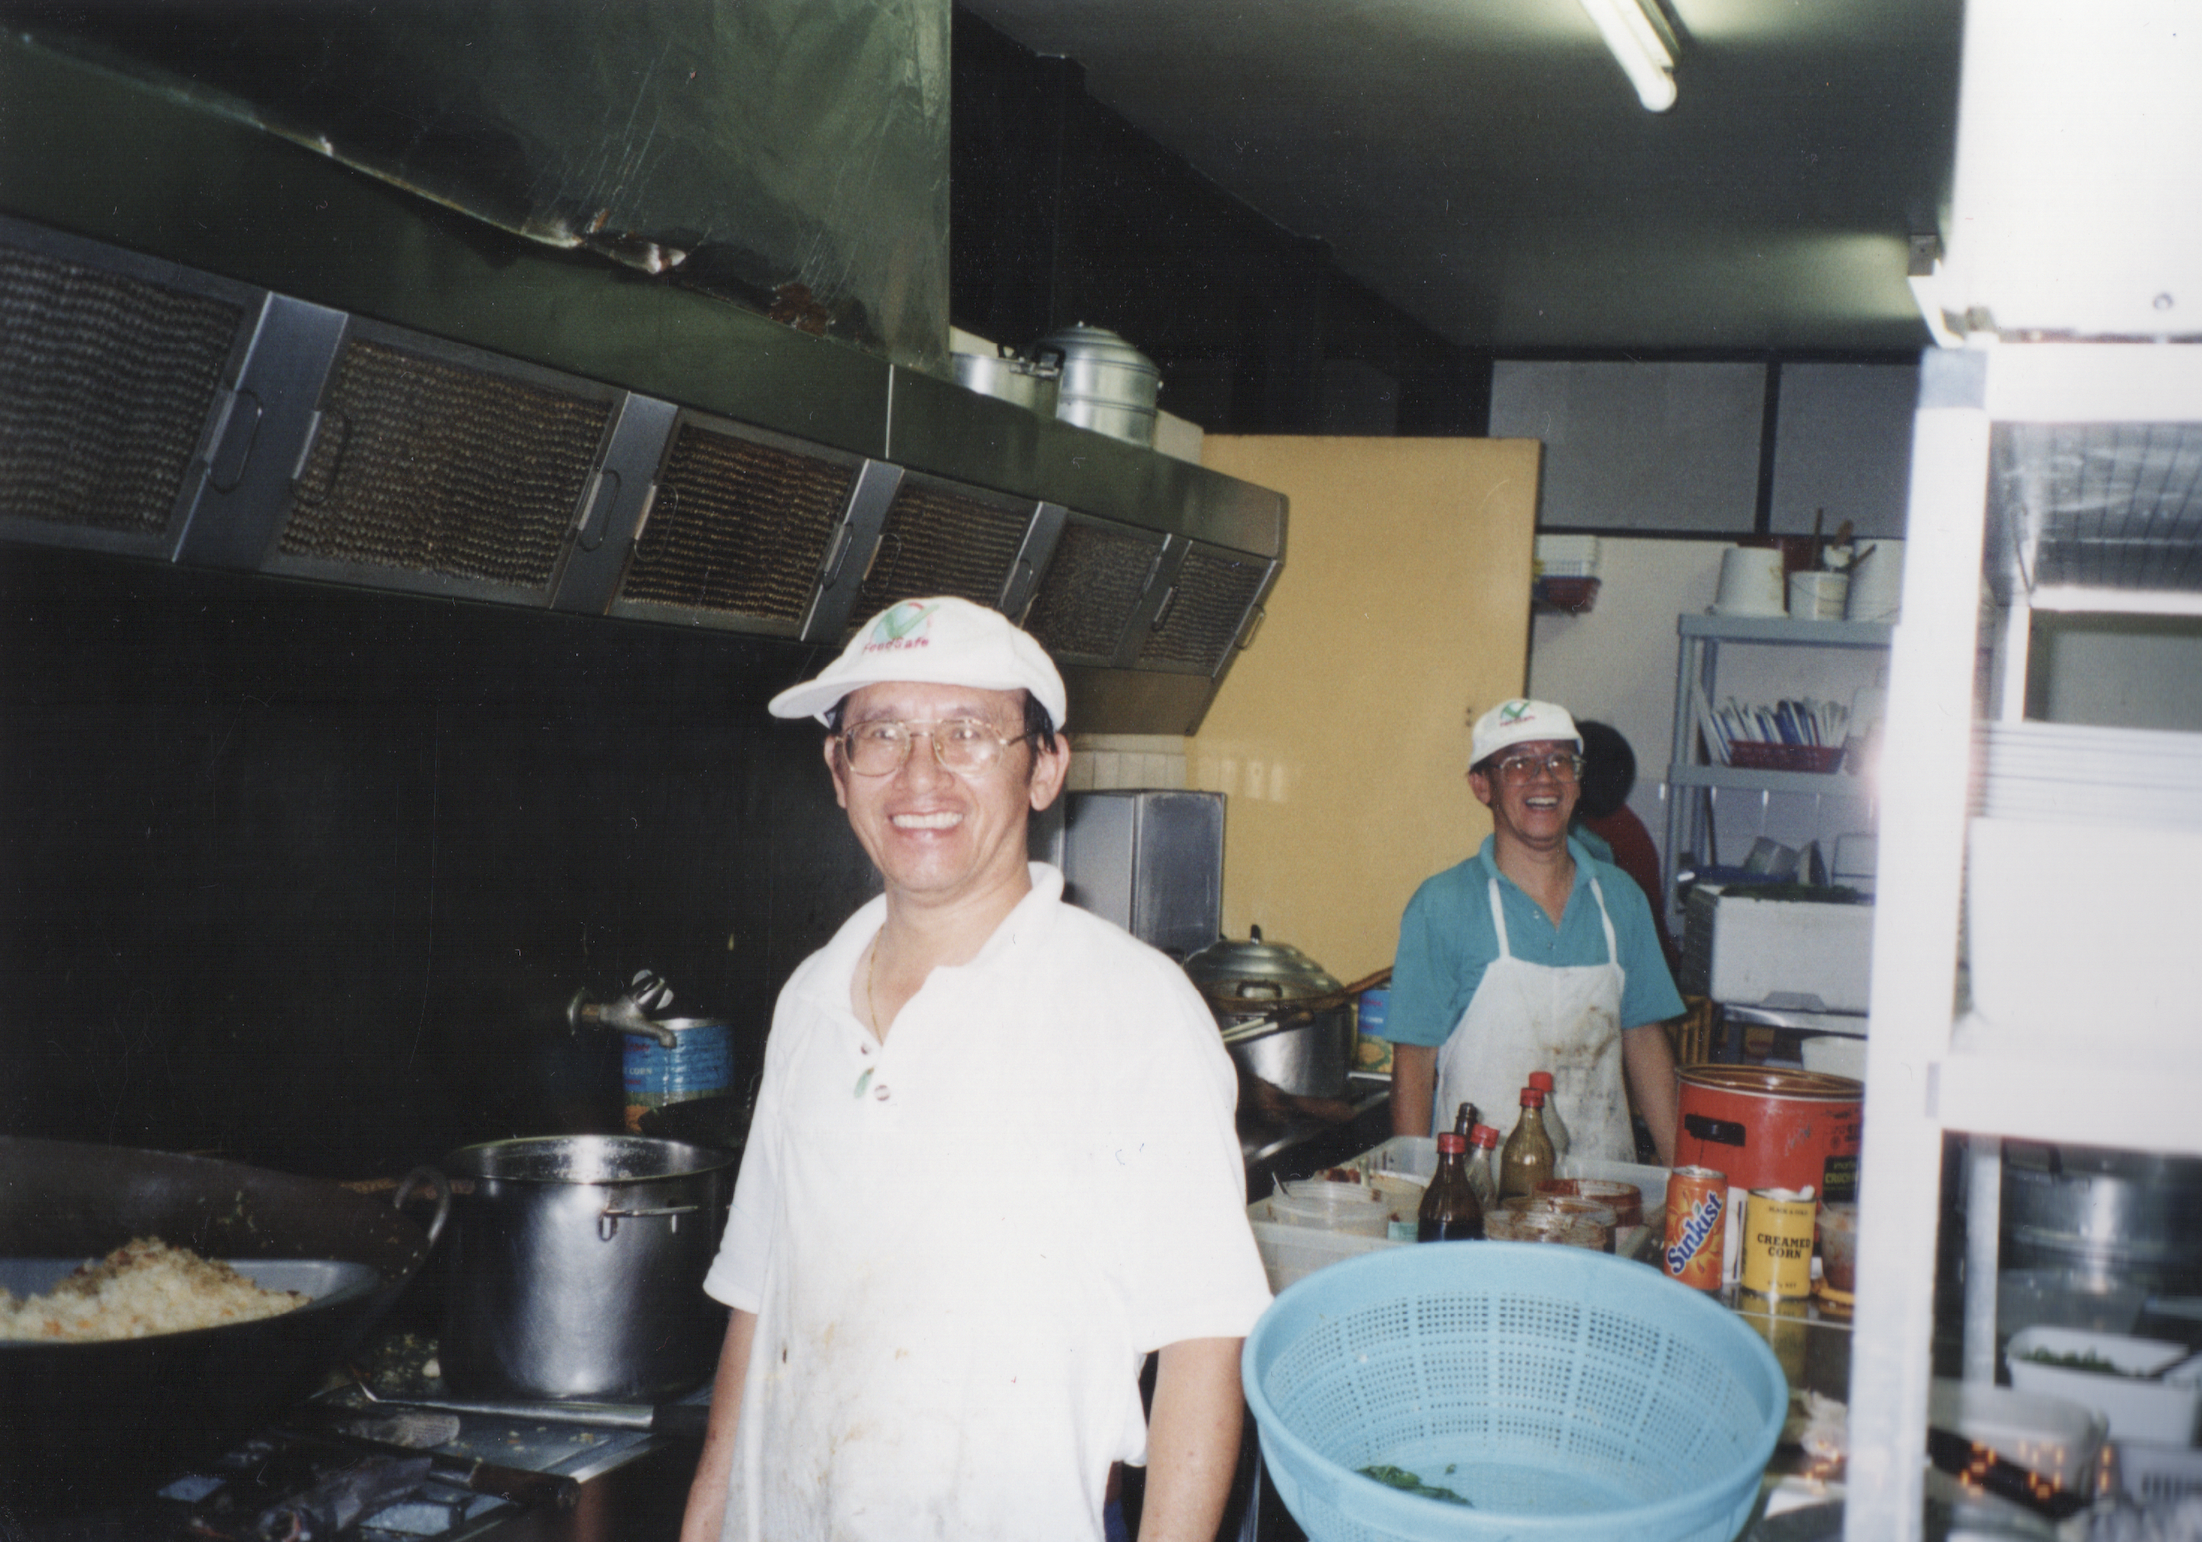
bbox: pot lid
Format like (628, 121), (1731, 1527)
(1183, 925), (1342, 1002)
(955, 344), (1063, 379)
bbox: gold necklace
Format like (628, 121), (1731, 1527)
(866, 936), (882, 1031)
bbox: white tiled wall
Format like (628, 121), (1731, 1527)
(1067, 734), (1190, 791)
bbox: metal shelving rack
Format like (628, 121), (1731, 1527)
(1842, 343), (2202, 1541)
(1662, 613), (1891, 911)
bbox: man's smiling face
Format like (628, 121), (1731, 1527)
(827, 680), (1065, 913)
(1469, 739), (1580, 853)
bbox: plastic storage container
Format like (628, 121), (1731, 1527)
(1269, 1181), (1391, 1237)
(1246, 1196), (1403, 1294)
(2005, 1326), (2202, 1444)
(1928, 1377), (2111, 1499)
(2117, 1440), (2202, 1506)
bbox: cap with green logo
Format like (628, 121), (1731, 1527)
(1470, 697), (1580, 767)
(767, 596), (1069, 729)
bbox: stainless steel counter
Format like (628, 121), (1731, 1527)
(1238, 1077), (1393, 1202)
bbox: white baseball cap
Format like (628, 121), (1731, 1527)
(1471, 697), (1581, 767)
(768, 596), (1069, 729)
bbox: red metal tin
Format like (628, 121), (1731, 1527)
(1673, 1066), (1862, 1203)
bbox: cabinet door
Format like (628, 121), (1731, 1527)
(1193, 436), (1539, 980)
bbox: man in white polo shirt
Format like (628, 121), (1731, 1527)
(681, 596), (1271, 1542)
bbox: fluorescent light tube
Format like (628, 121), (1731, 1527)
(1579, 0), (1676, 112)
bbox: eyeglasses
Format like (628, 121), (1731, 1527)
(1488, 751), (1585, 785)
(838, 718), (1023, 777)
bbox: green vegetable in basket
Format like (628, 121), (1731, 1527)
(1358, 1465), (1475, 1506)
(2019, 1347), (2134, 1375)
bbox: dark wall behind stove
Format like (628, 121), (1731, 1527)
(0, 544), (877, 1179)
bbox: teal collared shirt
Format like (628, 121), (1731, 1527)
(1384, 835), (1684, 1049)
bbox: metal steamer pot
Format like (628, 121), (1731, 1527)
(2001, 1142), (2202, 1295)
(1184, 928), (1353, 1099)
(438, 1135), (735, 1402)
(0, 1137), (447, 1481)
(951, 342), (1064, 416)
(1037, 323), (1162, 447)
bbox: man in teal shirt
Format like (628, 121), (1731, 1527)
(1386, 698), (1682, 1162)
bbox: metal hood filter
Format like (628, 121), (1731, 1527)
(0, 214), (1283, 734)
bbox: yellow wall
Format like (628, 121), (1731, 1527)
(1191, 436), (1541, 983)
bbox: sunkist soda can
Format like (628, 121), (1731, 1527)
(1661, 1165), (1728, 1291)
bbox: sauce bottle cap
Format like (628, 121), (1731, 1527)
(1522, 1087), (1546, 1108)
(1470, 1123), (1501, 1147)
(1528, 1070), (1556, 1093)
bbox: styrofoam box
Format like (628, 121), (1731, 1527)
(1699, 891), (1873, 1014)
(1929, 1376), (2110, 1495)
(2006, 1326), (2202, 1445)
(1969, 818), (2202, 1037)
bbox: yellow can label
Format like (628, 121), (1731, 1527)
(1740, 1189), (1818, 1299)
(1353, 1035), (1393, 1074)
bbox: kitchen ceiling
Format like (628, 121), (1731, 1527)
(960, 0), (1963, 355)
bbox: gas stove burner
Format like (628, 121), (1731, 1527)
(0, 1428), (507, 1542)
(173, 1437), (443, 1541)
(0, 1328), (681, 1542)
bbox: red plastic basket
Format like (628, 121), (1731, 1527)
(1728, 741), (1846, 773)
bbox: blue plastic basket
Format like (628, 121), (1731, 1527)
(1243, 1242), (1787, 1542)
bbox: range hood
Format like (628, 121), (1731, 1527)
(0, 37), (1283, 736)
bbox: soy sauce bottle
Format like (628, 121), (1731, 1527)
(1499, 1085), (1558, 1201)
(1417, 1131), (1485, 1241)
(1526, 1070), (1570, 1163)
(1466, 1123), (1502, 1213)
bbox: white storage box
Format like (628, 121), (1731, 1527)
(1968, 817), (2202, 1038)
(1682, 887), (1873, 1013)
(2006, 1326), (2202, 1445)
(1929, 1376), (2111, 1497)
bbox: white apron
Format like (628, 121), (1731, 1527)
(1432, 871), (1635, 1163)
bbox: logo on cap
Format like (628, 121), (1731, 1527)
(1499, 700), (1532, 724)
(866, 600), (939, 654)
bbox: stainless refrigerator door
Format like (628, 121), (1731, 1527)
(1056, 789), (1224, 962)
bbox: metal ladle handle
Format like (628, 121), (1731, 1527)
(392, 1166), (452, 1248)
(568, 987), (681, 1049)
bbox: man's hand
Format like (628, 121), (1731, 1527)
(680, 1309), (756, 1542)
(1139, 1336), (1245, 1542)
(1621, 1022), (1679, 1166)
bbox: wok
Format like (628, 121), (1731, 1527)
(0, 1137), (446, 1483)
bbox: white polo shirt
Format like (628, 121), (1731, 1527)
(703, 864), (1272, 1542)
